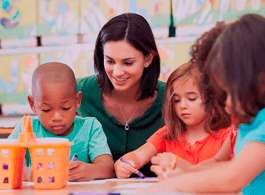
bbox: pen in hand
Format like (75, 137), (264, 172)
(120, 157), (145, 179)
(70, 154), (78, 162)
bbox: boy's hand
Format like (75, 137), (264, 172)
(114, 159), (138, 179)
(68, 161), (93, 181)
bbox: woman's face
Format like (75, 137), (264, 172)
(103, 40), (153, 93)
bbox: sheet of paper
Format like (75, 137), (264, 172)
(111, 191), (186, 195)
(114, 183), (157, 189)
(24, 182), (34, 186)
(110, 189), (137, 194)
(106, 177), (159, 182)
(0, 190), (14, 194)
(23, 180), (106, 186)
(68, 180), (106, 184)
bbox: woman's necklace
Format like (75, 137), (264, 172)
(114, 92), (141, 130)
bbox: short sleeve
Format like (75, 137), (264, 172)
(8, 118), (23, 139)
(147, 126), (167, 153)
(219, 126), (232, 143)
(243, 122), (265, 144)
(87, 119), (112, 162)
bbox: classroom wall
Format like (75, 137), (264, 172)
(0, 0), (264, 115)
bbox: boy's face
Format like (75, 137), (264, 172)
(28, 82), (82, 136)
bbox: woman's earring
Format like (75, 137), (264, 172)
(145, 65), (148, 68)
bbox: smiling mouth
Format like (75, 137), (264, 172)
(113, 77), (128, 82)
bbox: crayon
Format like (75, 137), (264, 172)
(70, 154), (78, 162)
(120, 157), (145, 179)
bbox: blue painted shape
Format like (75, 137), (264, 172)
(0, 78), (18, 94)
(2, 0), (10, 10)
(129, 0), (148, 18)
(44, 55), (55, 63)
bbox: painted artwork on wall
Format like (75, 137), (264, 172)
(157, 40), (194, 82)
(172, 0), (265, 26)
(0, 0), (38, 39)
(39, 47), (95, 79)
(0, 0), (38, 48)
(38, 0), (79, 46)
(0, 53), (38, 114)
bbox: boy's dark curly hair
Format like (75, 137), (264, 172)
(189, 22), (231, 130)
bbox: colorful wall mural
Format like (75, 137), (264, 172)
(0, 0), (264, 114)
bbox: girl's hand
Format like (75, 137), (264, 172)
(151, 152), (177, 171)
(151, 164), (184, 179)
(114, 159), (138, 179)
(68, 161), (93, 181)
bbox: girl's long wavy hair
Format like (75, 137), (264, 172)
(205, 14), (265, 124)
(163, 62), (231, 143)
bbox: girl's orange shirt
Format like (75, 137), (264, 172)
(147, 126), (232, 165)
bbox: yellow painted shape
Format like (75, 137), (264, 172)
(0, 54), (38, 93)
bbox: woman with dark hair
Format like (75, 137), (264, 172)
(76, 13), (165, 177)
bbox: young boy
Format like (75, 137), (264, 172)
(8, 62), (115, 181)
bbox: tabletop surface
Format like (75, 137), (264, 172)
(0, 178), (241, 195)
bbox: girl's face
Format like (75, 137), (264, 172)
(103, 40), (153, 93)
(173, 77), (207, 127)
(224, 92), (245, 116)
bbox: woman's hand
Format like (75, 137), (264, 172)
(114, 159), (138, 179)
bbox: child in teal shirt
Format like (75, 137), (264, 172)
(8, 62), (114, 181)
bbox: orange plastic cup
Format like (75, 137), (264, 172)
(0, 139), (26, 189)
(28, 138), (71, 189)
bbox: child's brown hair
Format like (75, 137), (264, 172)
(164, 62), (230, 143)
(205, 14), (265, 124)
(163, 63), (200, 142)
(164, 22), (231, 142)
(190, 22), (231, 130)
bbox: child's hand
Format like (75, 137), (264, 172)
(68, 160), (93, 181)
(23, 167), (33, 181)
(151, 164), (184, 180)
(114, 159), (138, 179)
(151, 152), (177, 171)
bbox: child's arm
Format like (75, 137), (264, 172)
(144, 141), (265, 193)
(151, 134), (232, 178)
(114, 142), (158, 178)
(68, 154), (114, 181)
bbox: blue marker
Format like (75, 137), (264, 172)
(120, 157), (145, 179)
(70, 154), (78, 162)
